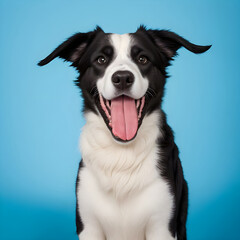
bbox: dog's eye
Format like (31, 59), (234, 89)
(97, 56), (107, 65)
(137, 56), (148, 65)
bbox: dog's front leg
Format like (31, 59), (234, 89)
(78, 225), (105, 240)
(145, 220), (176, 240)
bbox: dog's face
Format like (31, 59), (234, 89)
(39, 26), (210, 143)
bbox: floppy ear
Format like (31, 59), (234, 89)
(38, 26), (103, 66)
(142, 27), (211, 59)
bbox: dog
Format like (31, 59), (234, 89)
(38, 26), (211, 240)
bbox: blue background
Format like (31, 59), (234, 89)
(1, 0), (239, 239)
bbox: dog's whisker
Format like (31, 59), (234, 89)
(148, 87), (157, 96)
(90, 86), (99, 97)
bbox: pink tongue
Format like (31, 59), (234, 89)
(111, 96), (138, 141)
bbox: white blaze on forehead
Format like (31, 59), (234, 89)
(96, 33), (149, 100)
(111, 33), (132, 60)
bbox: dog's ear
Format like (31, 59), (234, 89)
(138, 26), (211, 60)
(38, 26), (103, 66)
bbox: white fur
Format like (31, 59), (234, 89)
(77, 110), (175, 240)
(97, 34), (149, 100)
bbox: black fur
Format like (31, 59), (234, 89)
(157, 111), (188, 239)
(38, 26), (211, 239)
(75, 160), (84, 235)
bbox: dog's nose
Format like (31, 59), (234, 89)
(112, 71), (134, 90)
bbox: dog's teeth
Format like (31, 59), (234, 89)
(138, 96), (145, 119)
(136, 99), (140, 109)
(106, 100), (111, 110)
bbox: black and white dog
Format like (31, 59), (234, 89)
(38, 26), (210, 240)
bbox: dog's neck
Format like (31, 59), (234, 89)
(80, 110), (163, 198)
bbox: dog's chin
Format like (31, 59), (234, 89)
(95, 93), (147, 144)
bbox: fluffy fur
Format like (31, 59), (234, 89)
(78, 111), (174, 240)
(38, 26), (211, 240)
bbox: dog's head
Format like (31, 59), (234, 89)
(39, 26), (211, 143)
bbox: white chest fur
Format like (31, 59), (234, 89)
(77, 111), (175, 240)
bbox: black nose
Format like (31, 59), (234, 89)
(112, 71), (134, 90)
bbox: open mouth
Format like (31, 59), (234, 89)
(98, 94), (145, 142)
(90, 86), (156, 143)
